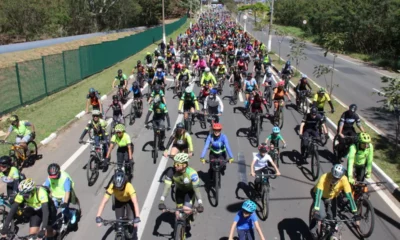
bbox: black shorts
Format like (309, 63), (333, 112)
(24, 207), (56, 228)
(133, 92), (142, 99)
(183, 102), (195, 111)
(175, 188), (195, 207)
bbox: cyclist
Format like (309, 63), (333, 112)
(237, 56), (247, 72)
(280, 60), (294, 78)
(127, 81), (143, 109)
(200, 123), (234, 178)
(1, 178), (56, 239)
(112, 69), (128, 97)
(250, 144), (281, 192)
(158, 153), (204, 219)
(154, 48), (161, 60)
(312, 87), (335, 114)
(248, 91), (268, 132)
(338, 104), (365, 141)
(155, 56), (166, 71)
(146, 64), (156, 84)
(178, 87), (200, 127)
(148, 84), (166, 105)
(294, 74), (312, 105)
(0, 155), (24, 201)
(105, 95), (125, 126)
(200, 67), (217, 88)
(228, 66), (243, 88)
(78, 110), (109, 160)
(104, 124), (133, 171)
(152, 68), (167, 93)
(191, 51), (199, 66)
(86, 88), (103, 114)
(145, 96), (171, 150)
(145, 52), (153, 65)
(175, 64), (190, 91)
(164, 123), (194, 158)
(195, 55), (208, 73)
(43, 163), (77, 224)
(299, 107), (327, 159)
(242, 72), (258, 109)
(3, 115), (36, 154)
(96, 170), (140, 239)
(262, 54), (272, 71)
(228, 200), (266, 240)
(347, 133), (373, 184)
(262, 70), (276, 92)
(215, 61), (228, 78)
(272, 81), (291, 115)
(265, 126), (287, 150)
(204, 88), (224, 123)
(310, 164), (357, 239)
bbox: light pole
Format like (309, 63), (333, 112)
(243, 14), (248, 32)
(267, 0), (275, 52)
(162, 0), (166, 45)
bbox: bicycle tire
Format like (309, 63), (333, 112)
(153, 133), (158, 164)
(0, 208), (15, 235)
(302, 97), (308, 115)
(174, 222), (185, 240)
(129, 103), (136, 125)
(214, 170), (220, 206)
(256, 117), (260, 146)
(279, 108), (284, 129)
(87, 154), (99, 186)
(356, 198), (375, 238)
(27, 140), (38, 157)
(261, 185), (269, 219)
(115, 233), (124, 240)
(332, 135), (341, 161)
(311, 146), (320, 181)
(275, 151), (280, 168)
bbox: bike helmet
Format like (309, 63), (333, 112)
(349, 104), (357, 113)
(301, 74), (308, 79)
(158, 56), (163, 60)
(220, 61), (224, 65)
(147, 64), (152, 68)
(113, 170), (127, 190)
(205, 67), (210, 72)
(8, 115), (19, 124)
(89, 88), (96, 93)
(18, 178), (35, 194)
(258, 143), (269, 153)
(118, 69), (122, 75)
(255, 56), (260, 61)
(358, 132), (371, 143)
(272, 126), (280, 134)
(146, 52), (151, 55)
(212, 123), (222, 130)
(174, 153), (189, 164)
(114, 124), (125, 133)
(310, 107), (318, 115)
(331, 164), (345, 179)
(242, 200), (257, 213)
(0, 156), (12, 167)
(112, 95), (118, 100)
(285, 60), (291, 66)
(154, 85), (161, 93)
(185, 86), (191, 94)
(247, 72), (252, 78)
(318, 87), (326, 94)
(210, 88), (218, 95)
(176, 122), (185, 129)
(92, 110), (101, 116)
(277, 81), (285, 87)
(132, 81), (139, 88)
(48, 163), (61, 179)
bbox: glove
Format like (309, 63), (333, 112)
(349, 177), (355, 185)
(133, 217), (141, 224)
(37, 229), (46, 239)
(60, 202), (68, 209)
(96, 216), (103, 223)
(145, 124), (149, 129)
(325, 133), (329, 139)
(283, 144), (287, 149)
(365, 173), (371, 179)
(200, 158), (206, 164)
(158, 202), (166, 210)
(197, 204), (204, 213)
(299, 134), (303, 139)
(228, 158), (234, 163)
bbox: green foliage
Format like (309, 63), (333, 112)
(378, 77), (400, 112)
(287, 38), (307, 73)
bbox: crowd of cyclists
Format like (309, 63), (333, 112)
(0, 7), (378, 240)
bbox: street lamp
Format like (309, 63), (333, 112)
(267, 0), (275, 52)
(162, 0), (166, 45)
(243, 14), (248, 32)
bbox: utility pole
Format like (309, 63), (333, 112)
(267, 0), (274, 52)
(162, 0), (166, 44)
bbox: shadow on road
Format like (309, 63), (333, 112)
(277, 217), (313, 240)
(374, 207), (400, 230)
(280, 150), (302, 165)
(236, 128), (258, 148)
(317, 149), (336, 165)
(152, 211), (175, 238)
(226, 201), (244, 213)
(142, 141), (155, 152)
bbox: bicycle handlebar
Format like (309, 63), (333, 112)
(205, 159), (230, 163)
(101, 219), (136, 226)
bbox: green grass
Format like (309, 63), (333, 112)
(272, 24), (317, 42)
(0, 19), (191, 155)
(270, 54), (400, 184)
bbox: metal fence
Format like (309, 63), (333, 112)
(0, 17), (187, 114)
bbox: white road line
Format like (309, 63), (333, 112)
(138, 82), (194, 239)
(375, 70), (394, 78)
(372, 88), (385, 96)
(238, 92), (244, 102)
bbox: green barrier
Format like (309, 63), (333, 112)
(0, 17), (187, 114)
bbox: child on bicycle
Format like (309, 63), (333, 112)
(105, 95), (125, 125)
(228, 200), (266, 240)
(265, 126), (287, 151)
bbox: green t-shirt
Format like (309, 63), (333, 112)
(267, 133), (283, 145)
(15, 187), (49, 210)
(173, 167), (200, 191)
(111, 132), (131, 147)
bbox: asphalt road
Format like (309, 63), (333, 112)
(10, 53), (400, 240)
(243, 17), (398, 138)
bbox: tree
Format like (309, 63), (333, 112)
(274, 29), (288, 64)
(287, 37), (307, 76)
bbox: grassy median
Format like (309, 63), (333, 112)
(270, 55), (400, 184)
(0, 19), (191, 155)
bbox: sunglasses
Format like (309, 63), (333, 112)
(174, 163), (186, 167)
(116, 131), (123, 134)
(214, 130), (221, 133)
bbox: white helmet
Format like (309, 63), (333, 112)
(220, 61), (224, 65)
(301, 74), (308, 79)
(158, 56), (163, 60)
(205, 67), (210, 72)
(331, 164), (345, 179)
(185, 86), (191, 94)
(18, 178), (35, 194)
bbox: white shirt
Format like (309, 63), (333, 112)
(204, 95), (224, 113)
(253, 153), (273, 171)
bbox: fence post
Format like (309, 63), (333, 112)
(41, 57), (48, 95)
(15, 63), (23, 105)
(62, 52), (68, 86)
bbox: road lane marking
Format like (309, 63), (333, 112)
(375, 70), (394, 78)
(239, 92), (244, 102)
(372, 88), (385, 96)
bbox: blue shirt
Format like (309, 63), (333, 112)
(234, 210), (258, 230)
(43, 176), (71, 192)
(129, 86), (141, 95)
(200, 133), (233, 159)
(155, 71), (165, 80)
(244, 79), (257, 91)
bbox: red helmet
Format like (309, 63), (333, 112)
(258, 143), (269, 153)
(212, 123), (222, 130)
(277, 81), (285, 87)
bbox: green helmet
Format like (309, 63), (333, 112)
(174, 153), (189, 164)
(114, 124), (125, 132)
(318, 87), (326, 93)
(358, 132), (371, 143)
(8, 115), (18, 123)
(92, 110), (101, 116)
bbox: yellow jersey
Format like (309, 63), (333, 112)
(105, 182), (136, 202)
(313, 93), (331, 109)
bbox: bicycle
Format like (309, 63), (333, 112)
(179, 111), (197, 134)
(229, 82), (241, 105)
(163, 207), (198, 240)
(146, 125), (167, 164)
(52, 199), (81, 240)
(281, 73), (291, 92)
(80, 139), (107, 186)
(332, 135), (358, 162)
(0, 193), (16, 236)
(205, 158), (229, 207)
(199, 112), (220, 133)
(316, 216), (357, 240)
(296, 90), (311, 115)
(106, 159), (134, 182)
(216, 74), (225, 95)
(249, 112), (263, 145)
(263, 83), (273, 108)
(129, 97), (143, 125)
(268, 145), (285, 168)
(255, 70), (263, 86)
(0, 140), (39, 171)
(115, 86), (128, 104)
(251, 169), (277, 220)
(273, 99), (285, 129)
(317, 111), (328, 146)
(302, 136), (320, 180)
(100, 218), (137, 240)
(108, 115), (125, 137)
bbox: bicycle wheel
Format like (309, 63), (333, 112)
(332, 135), (341, 161)
(153, 133), (158, 164)
(256, 117), (260, 146)
(310, 146), (320, 181)
(261, 185), (269, 219)
(87, 154), (100, 186)
(214, 170), (220, 206)
(278, 108), (284, 129)
(320, 127), (328, 146)
(115, 233), (124, 240)
(301, 97), (308, 115)
(88, 129), (95, 140)
(27, 141), (38, 158)
(129, 103), (136, 125)
(356, 198), (375, 238)
(174, 222), (185, 240)
(0, 208), (15, 235)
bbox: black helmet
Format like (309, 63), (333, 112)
(0, 156), (12, 167)
(310, 107), (318, 115)
(112, 95), (118, 100)
(89, 88), (95, 93)
(349, 104), (357, 113)
(118, 69), (122, 75)
(154, 85), (161, 93)
(247, 72), (252, 77)
(176, 122), (185, 129)
(132, 81), (139, 88)
(8, 115), (19, 124)
(113, 170), (127, 189)
(48, 163), (61, 179)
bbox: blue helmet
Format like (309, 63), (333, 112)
(285, 60), (291, 66)
(210, 88), (218, 95)
(272, 126), (280, 134)
(242, 200), (257, 213)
